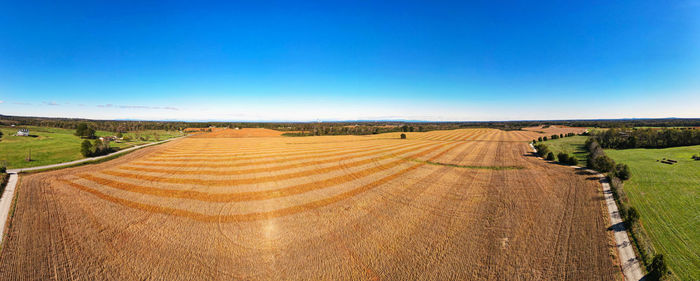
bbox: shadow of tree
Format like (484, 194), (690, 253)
(608, 221), (626, 232)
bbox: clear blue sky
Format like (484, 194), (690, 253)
(1, 0), (698, 121)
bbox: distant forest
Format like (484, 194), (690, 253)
(1, 114), (698, 136)
(593, 127), (700, 149)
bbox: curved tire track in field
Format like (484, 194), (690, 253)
(529, 143), (642, 281)
(0, 129), (619, 280)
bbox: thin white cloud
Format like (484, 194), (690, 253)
(98, 104), (179, 111)
(43, 101), (59, 106)
(119, 105), (150, 109)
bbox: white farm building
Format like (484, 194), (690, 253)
(16, 129), (29, 136)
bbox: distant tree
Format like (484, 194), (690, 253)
(400, 133), (406, 139)
(560, 133), (564, 138)
(75, 123), (96, 139)
(75, 123), (87, 136)
(122, 135), (131, 141)
(0, 130), (3, 139)
(566, 155), (578, 165)
(538, 137), (543, 142)
(546, 152), (555, 161)
(543, 136), (548, 141)
(93, 139), (104, 155)
(615, 164), (631, 181)
(88, 139), (114, 157)
(648, 254), (668, 281)
(551, 134), (559, 140)
(557, 152), (569, 163)
(80, 140), (93, 157)
(532, 139), (536, 144)
(116, 132), (123, 138)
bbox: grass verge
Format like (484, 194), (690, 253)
(19, 139), (175, 175)
(0, 125), (181, 169)
(1, 176), (20, 251)
(412, 159), (524, 170)
(0, 173), (8, 195)
(540, 136), (589, 166)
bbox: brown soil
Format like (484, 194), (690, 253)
(190, 128), (285, 138)
(0, 129), (619, 280)
(522, 125), (588, 136)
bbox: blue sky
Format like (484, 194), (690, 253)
(1, 0), (698, 121)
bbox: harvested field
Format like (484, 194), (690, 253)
(188, 128), (285, 138)
(522, 125), (588, 136)
(0, 128), (619, 280)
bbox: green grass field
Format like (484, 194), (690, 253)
(606, 146), (700, 281)
(539, 135), (589, 166)
(0, 126), (181, 169)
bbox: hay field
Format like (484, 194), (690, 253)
(606, 146), (700, 280)
(0, 128), (619, 280)
(189, 128), (285, 138)
(522, 125), (588, 136)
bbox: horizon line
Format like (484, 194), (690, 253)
(1, 114), (697, 124)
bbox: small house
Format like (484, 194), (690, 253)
(16, 129), (29, 136)
(99, 136), (116, 142)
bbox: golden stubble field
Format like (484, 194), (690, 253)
(0, 127), (619, 280)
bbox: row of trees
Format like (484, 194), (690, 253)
(75, 123), (162, 142)
(585, 139), (669, 279)
(531, 132), (582, 165)
(532, 143), (578, 165)
(534, 134), (666, 277)
(4, 114), (699, 136)
(593, 127), (700, 149)
(534, 132), (577, 143)
(585, 138), (630, 180)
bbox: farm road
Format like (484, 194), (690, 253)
(529, 143), (643, 281)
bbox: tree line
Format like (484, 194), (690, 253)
(593, 127), (700, 149)
(584, 138), (668, 280)
(531, 133), (580, 165)
(3, 114), (699, 136)
(584, 138), (630, 179)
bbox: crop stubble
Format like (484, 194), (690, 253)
(0, 128), (618, 280)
